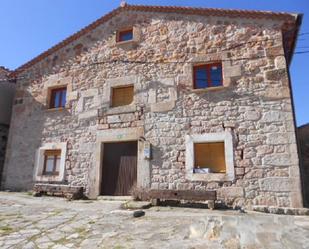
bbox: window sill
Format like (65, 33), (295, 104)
(106, 104), (136, 115)
(34, 175), (63, 182)
(42, 173), (59, 177)
(192, 86), (226, 93)
(115, 40), (138, 48)
(187, 172), (234, 182)
(46, 107), (67, 112)
(193, 169), (226, 174)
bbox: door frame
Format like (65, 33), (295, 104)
(88, 127), (150, 198)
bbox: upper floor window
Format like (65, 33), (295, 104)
(193, 63), (223, 89)
(49, 87), (67, 109)
(117, 28), (133, 42)
(112, 85), (134, 107)
(43, 150), (61, 176)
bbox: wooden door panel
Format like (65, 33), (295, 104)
(101, 141), (137, 195)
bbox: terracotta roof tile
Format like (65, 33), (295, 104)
(12, 4), (301, 76)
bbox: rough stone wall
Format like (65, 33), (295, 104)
(298, 124), (309, 207)
(2, 10), (303, 208)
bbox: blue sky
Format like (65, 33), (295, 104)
(0, 0), (308, 126)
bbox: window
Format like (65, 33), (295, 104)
(185, 133), (234, 181)
(43, 150), (61, 176)
(34, 142), (67, 182)
(49, 87), (67, 109)
(193, 63), (223, 89)
(111, 85), (134, 107)
(117, 29), (133, 42)
(194, 142), (226, 173)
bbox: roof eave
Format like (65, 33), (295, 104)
(287, 13), (303, 66)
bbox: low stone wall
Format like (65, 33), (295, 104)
(33, 183), (84, 200)
(0, 124), (9, 187)
(252, 205), (309, 215)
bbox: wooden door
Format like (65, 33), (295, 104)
(101, 141), (137, 195)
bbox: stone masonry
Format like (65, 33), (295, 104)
(1, 4), (304, 209)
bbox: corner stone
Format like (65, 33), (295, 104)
(259, 177), (292, 192)
(262, 153), (292, 166)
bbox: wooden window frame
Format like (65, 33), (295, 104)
(193, 142), (226, 174)
(43, 150), (61, 176)
(111, 85), (134, 108)
(193, 63), (223, 89)
(49, 87), (67, 109)
(116, 28), (134, 42)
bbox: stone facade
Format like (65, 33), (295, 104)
(2, 5), (304, 208)
(298, 124), (309, 207)
(0, 67), (15, 187)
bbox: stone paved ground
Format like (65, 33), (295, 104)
(1, 192), (309, 249)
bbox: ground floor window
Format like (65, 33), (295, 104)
(43, 150), (61, 176)
(185, 132), (234, 181)
(34, 142), (67, 182)
(194, 142), (226, 173)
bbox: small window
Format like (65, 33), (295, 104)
(111, 85), (134, 107)
(194, 142), (226, 173)
(117, 29), (133, 42)
(49, 87), (67, 109)
(43, 150), (61, 176)
(193, 63), (223, 89)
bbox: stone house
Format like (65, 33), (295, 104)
(298, 124), (309, 207)
(0, 67), (15, 187)
(1, 3), (304, 208)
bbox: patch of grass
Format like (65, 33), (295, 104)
(74, 226), (87, 235)
(88, 220), (95, 224)
(54, 236), (70, 245)
(2, 212), (20, 217)
(0, 225), (14, 235)
(49, 209), (63, 216)
(80, 200), (93, 204)
(28, 232), (44, 245)
(25, 191), (33, 196)
(114, 245), (125, 249)
(72, 226), (91, 247)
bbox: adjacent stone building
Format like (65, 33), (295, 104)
(298, 124), (309, 207)
(0, 66), (15, 186)
(1, 4), (304, 208)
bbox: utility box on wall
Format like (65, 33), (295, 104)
(144, 141), (151, 160)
